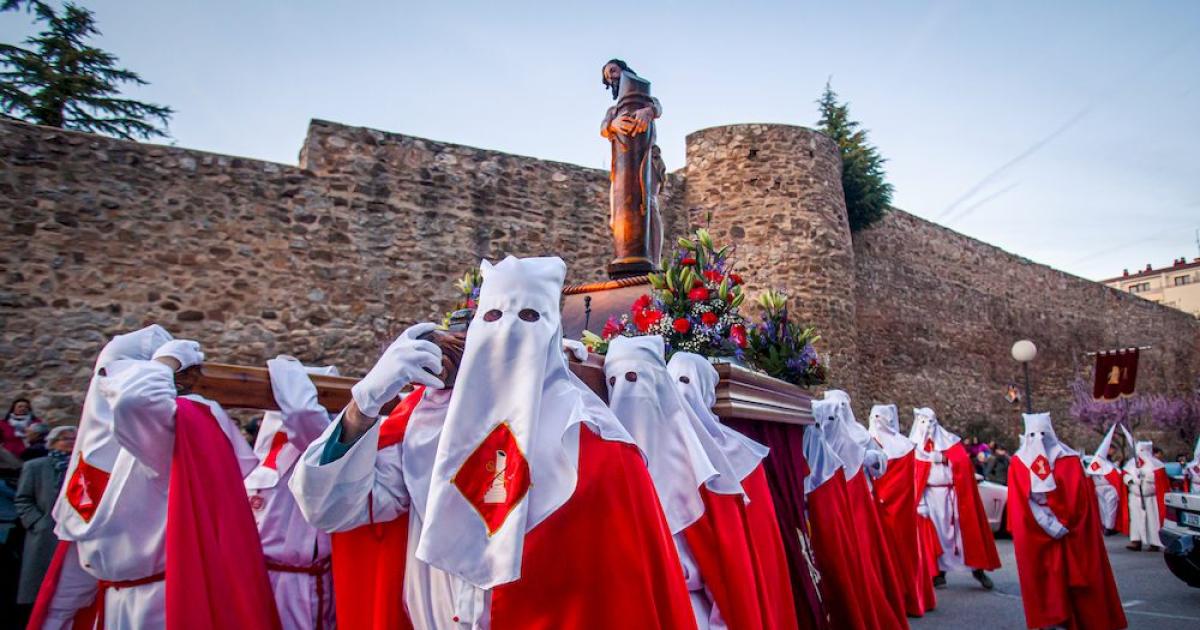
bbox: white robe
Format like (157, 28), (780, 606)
(918, 455), (966, 572)
(1092, 475), (1119, 531)
(46, 360), (256, 630)
(289, 388), (477, 630)
(246, 416), (334, 630)
(1124, 460), (1163, 547)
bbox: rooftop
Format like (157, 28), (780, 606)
(1102, 257), (1200, 283)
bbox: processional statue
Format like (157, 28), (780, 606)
(601, 59), (665, 278)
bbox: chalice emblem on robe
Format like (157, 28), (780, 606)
(484, 450), (509, 505)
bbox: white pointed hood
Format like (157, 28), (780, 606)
(53, 324), (174, 537)
(1086, 424), (1118, 477)
(605, 336), (725, 533)
(868, 404), (913, 460)
(667, 352), (768, 482)
(1186, 435), (1200, 481)
(1131, 440), (1165, 472)
(416, 256), (633, 589)
(1015, 412), (1076, 493)
(802, 423), (845, 495)
(909, 407), (960, 461)
(818, 390), (871, 477)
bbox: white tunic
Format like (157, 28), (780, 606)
(46, 360), (256, 630)
(918, 455), (966, 572)
(1124, 461), (1163, 547)
(1092, 475), (1119, 531)
(289, 389), (477, 630)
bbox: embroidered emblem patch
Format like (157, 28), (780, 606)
(453, 422), (531, 536)
(65, 454), (111, 522)
(924, 438), (935, 453)
(1089, 460), (1102, 472)
(249, 494), (266, 511)
(1030, 454), (1051, 480)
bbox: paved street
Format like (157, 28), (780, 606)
(909, 535), (1200, 629)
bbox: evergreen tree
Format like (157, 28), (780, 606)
(816, 81), (892, 232)
(1, 2), (172, 139)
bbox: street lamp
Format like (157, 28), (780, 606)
(1011, 340), (1038, 414)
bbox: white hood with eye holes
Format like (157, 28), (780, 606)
(605, 335), (719, 534)
(667, 351), (768, 485)
(416, 256), (633, 591)
(1015, 412), (1076, 493)
(908, 407), (961, 461)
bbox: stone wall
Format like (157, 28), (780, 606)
(2, 116), (1197, 454)
(852, 210), (1200, 451)
(0, 118), (686, 419)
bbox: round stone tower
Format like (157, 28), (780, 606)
(683, 124), (858, 392)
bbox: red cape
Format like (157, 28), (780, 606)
(807, 472), (896, 630)
(844, 471), (908, 628)
(683, 484), (776, 630)
(28, 399), (279, 630)
(914, 442), (1001, 571)
(330, 389), (696, 630)
(1102, 469), (1130, 535)
(1152, 468), (1169, 528)
(741, 465), (801, 630)
(1008, 455), (1126, 630)
(872, 451), (934, 617)
(328, 388), (424, 630)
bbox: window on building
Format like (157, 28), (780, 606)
(1175, 275), (1192, 286)
(1128, 282), (1152, 294)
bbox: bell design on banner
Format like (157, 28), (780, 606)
(484, 450), (509, 505)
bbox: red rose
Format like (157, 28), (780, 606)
(730, 323), (747, 348)
(703, 270), (724, 284)
(688, 286), (709, 301)
(631, 294), (652, 314)
(730, 273), (744, 285)
(680, 257), (697, 266)
(634, 308), (663, 333)
(673, 318), (691, 334)
(701, 312), (718, 326)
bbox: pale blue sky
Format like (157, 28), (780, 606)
(3, 1), (1198, 281)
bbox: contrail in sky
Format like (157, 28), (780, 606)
(942, 181), (1020, 225)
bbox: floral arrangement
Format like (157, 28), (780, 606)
(441, 267), (482, 328)
(743, 289), (827, 387)
(583, 228), (749, 358)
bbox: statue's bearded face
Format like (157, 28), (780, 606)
(603, 62), (622, 99)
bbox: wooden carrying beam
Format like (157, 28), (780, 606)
(191, 357), (813, 426)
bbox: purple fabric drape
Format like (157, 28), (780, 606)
(725, 419), (829, 630)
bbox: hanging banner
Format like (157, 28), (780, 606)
(1092, 348), (1139, 401)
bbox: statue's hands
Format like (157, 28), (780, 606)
(631, 107), (655, 134)
(609, 115), (638, 136)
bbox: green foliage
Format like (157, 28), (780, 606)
(1, 2), (173, 139)
(816, 81), (892, 232)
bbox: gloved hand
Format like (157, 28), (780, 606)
(267, 355), (322, 418)
(561, 339), (588, 362)
(152, 339), (204, 371)
(352, 323), (444, 417)
(916, 500), (930, 518)
(864, 449), (888, 479)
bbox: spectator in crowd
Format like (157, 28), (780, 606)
(0, 446), (23, 623)
(14, 426), (76, 621)
(19, 424), (49, 461)
(5, 399), (44, 443)
(984, 444), (1011, 484)
(0, 419), (23, 458)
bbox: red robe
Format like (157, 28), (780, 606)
(1103, 469), (1130, 535)
(328, 390), (422, 630)
(741, 465), (801, 630)
(872, 451), (934, 616)
(844, 470), (908, 626)
(914, 442), (1001, 571)
(332, 389), (696, 629)
(28, 399), (280, 630)
(807, 471), (903, 630)
(1008, 455), (1127, 630)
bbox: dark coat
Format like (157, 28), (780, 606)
(14, 455), (66, 604)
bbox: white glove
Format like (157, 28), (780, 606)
(916, 500), (930, 518)
(267, 355), (322, 418)
(352, 323), (444, 417)
(864, 449), (888, 479)
(562, 339), (588, 362)
(152, 339), (204, 371)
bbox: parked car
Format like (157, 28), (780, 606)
(1162, 490), (1200, 588)
(976, 474), (1008, 534)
